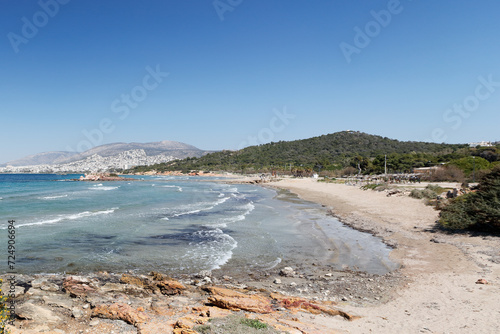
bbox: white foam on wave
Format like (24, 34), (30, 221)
(40, 194), (69, 200)
(172, 209), (202, 218)
(14, 208), (118, 228)
(153, 175), (189, 180)
(160, 185), (183, 192)
(89, 186), (119, 191)
(168, 196), (230, 219)
(215, 196), (229, 205)
(231, 193), (247, 200)
(205, 201), (256, 228)
(225, 202), (255, 223)
(183, 227), (238, 270)
(208, 222), (228, 228)
(260, 257), (282, 270)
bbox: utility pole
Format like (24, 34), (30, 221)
(384, 155), (387, 175)
(473, 156), (476, 183)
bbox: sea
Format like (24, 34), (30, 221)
(0, 174), (398, 275)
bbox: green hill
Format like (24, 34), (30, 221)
(127, 131), (471, 174)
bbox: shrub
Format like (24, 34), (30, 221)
(428, 165), (465, 182)
(423, 189), (438, 199)
(425, 184), (444, 194)
(410, 188), (437, 200)
(409, 189), (424, 199)
(240, 318), (268, 329)
(438, 195), (477, 229)
(361, 183), (389, 191)
(194, 315), (282, 333)
(439, 166), (500, 233)
(361, 183), (379, 190)
(449, 156), (491, 176)
(0, 279), (10, 334)
(318, 176), (336, 183)
(337, 166), (357, 177)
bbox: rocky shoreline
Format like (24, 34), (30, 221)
(5, 178), (498, 333)
(2, 263), (403, 333)
(2, 176), (409, 333)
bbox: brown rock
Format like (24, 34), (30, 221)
(271, 294), (360, 321)
(173, 329), (198, 334)
(205, 306), (234, 318)
(476, 278), (489, 284)
(171, 318), (200, 334)
(120, 273), (185, 295)
(136, 319), (176, 334)
(150, 271), (168, 281)
(175, 318), (193, 329)
(92, 303), (149, 326)
(206, 287), (273, 314)
(62, 277), (95, 297)
(157, 279), (186, 295)
(120, 274), (151, 289)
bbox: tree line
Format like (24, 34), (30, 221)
(126, 131), (499, 180)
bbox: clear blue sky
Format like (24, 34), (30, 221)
(1, 0), (499, 163)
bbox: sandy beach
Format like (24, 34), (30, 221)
(3, 176), (499, 334)
(265, 178), (500, 333)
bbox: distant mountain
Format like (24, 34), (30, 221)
(56, 141), (205, 164)
(2, 151), (78, 167)
(3, 141), (206, 167)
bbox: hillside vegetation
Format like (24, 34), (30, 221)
(439, 166), (500, 233)
(128, 131), (481, 175)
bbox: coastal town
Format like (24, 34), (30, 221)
(0, 149), (174, 174)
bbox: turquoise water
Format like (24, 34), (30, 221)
(0, 174), (398, 275)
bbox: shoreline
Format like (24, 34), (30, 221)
(262, 178), (500, 333)
(4, 177), (499, 333)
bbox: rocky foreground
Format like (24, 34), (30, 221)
(3, 265), (403, 334)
